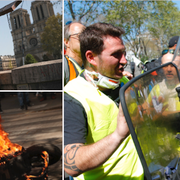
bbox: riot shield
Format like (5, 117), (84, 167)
(120, 38), (180, 180)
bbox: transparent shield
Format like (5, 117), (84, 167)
(120, 61), (180, 179)
(172, 36), (180, 72)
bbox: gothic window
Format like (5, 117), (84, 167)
(25, 16), (28, 26)
(36, 7), (40, 21)
(13, 17), (17, 29)
(40, 5), (44, 19)
(17, 15), (21, 28)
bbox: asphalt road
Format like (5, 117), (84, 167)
(0, 92), (62, 180)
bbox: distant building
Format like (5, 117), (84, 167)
(0, 55), (17, 70)
(10, 1), (54, 66)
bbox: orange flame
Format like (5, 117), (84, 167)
(0, 115), (22, 162)
(0, 115), (49, 179)
(26, 151), (49, 179)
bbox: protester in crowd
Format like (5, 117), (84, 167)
(64, 22), (143, 180)
(17, 92), (32, 110)
(147, 52), (180, 116)
(168, 36), (179, 50)
(143, 36), (179, 73)
(64, 21), (85, 85)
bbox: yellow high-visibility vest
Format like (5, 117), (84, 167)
(65, 76), (144, 180)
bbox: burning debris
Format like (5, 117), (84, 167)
(0, 116), (61, 180)
(0, 122), (22, 162)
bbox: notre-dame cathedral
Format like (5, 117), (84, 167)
(10, 1), (54, 67)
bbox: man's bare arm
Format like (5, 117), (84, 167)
(64, 132), (124, 176)
(64, 143), (84, 173)
(64, 103), (129, 177)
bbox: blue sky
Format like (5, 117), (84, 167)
(1, 0), (180, 55)
(0, 0), (61, 56)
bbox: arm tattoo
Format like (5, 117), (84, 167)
(64, 144), (83, 172)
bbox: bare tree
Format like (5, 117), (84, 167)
(64, 0), (103, 24)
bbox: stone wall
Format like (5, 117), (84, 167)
(0, 59), (62, 90)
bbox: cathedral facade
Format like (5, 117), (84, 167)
(10, 1), (54, 66)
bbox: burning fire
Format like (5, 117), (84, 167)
(0, 115), (49, 179)
(26, 151), (49, 180)
(0, 115), (22, 163)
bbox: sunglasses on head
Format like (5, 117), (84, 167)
(162, 49), (175, 55)
(65, 21), (72, 25)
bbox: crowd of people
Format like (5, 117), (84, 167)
(63, 21), (180, 180)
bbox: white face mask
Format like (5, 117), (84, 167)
(84, 69), (120, 90)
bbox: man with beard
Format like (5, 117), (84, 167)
(64, 23), (143, 180)
(147, 52), (180, 115)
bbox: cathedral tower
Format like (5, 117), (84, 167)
(10, 1), (54, 66)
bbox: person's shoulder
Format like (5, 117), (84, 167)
(64, 92), (83, 107)
(65, 73), (85, 86)
(64, 92), (76, 102)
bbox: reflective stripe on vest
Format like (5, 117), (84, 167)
(65, 76), (144, 180)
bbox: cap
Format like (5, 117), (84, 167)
(168, 36), (179, 48)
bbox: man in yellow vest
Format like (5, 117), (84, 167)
(64, 23), (143, 180)
(147, 52), (180, 116)
(64, 21), (85, 85)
